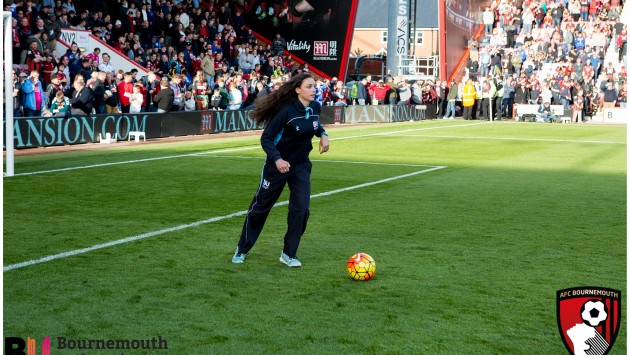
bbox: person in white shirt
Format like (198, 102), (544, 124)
(540, 83), (553, 105)
(227, 82), (242, 110)
(483, 7), (495, 35)
(238, 47), (255, 74)
(98, 53), (114, 76)
(179, 11), (190, 28)
(129, 84), (144, 113)
(184, 91), (196, 111)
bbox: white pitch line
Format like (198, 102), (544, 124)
(9, 122), (483, 177)
(3, 165), (446, 272)
(383, 134), (626, 145)
(329, 122), (490, 141)
(10, 146), (261, 177)
(191, 154), (437, 168)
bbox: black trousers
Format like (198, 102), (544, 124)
(495, 98), (502, 119)
(436, 98), (445, 117)
(463, 105), (474, 120)
(238, 160), (312, 258)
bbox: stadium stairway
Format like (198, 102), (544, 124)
(593, 3), (628, 119)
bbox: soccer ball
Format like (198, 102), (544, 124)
(581, 300), (608, 327)
(347, 253), (376, 281)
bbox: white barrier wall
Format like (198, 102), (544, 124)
(57, 29), (149, 77)
(602, 107), (626, 124)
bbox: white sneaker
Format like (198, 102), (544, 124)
(255, 5), (262, 15)
(232, 248), (246, 263)
(279, 252), (301, 267)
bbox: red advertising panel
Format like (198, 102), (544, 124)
(243, 0), (359, 80)
(443, 0), (488, 80)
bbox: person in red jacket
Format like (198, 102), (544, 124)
(371, 80), (390, 105)
(117, 72), (134, 113)
(365, 75), (375, 103)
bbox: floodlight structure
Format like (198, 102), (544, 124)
(3, 11), (15, 176)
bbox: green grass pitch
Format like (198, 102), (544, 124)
(3, 120), (626, 354)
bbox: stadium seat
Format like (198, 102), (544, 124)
(128, 131), (146, 142)
(99, 132), (118, 144)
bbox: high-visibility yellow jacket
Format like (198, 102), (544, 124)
(462, 83), (476, 107)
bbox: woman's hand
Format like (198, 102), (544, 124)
(275, 159), (291, 173)
(319, 135), (329, 154)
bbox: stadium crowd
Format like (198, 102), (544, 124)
(431, 0), (627, 121)
(6, 0), (627, 120)
(7, 0), (328, 116)
(336, 0), (627, 122)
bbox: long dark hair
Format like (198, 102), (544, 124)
(250, 73), (314, 125)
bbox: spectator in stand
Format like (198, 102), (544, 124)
(239, 46), (255, 74)
(45, 73), (65, 109)
(140, 72), (161, 112)
(170, 74), (186, 111)
(462, 78), (476, 120)
(572, 90), (585, 123)
(502, 76), (515, 118)
(40, 54), (56, 86)
(78, 59), (93, 84)
(387, 76), (400, 104)
(356, 78), (369, 105)
(216, 79), (230, 110)
(483, 7), (494, 35)
(69, 79), (94, 115)
(371, 80), (389, 105)
(153, 77), (174, 113)
(272, 33), (286, 56)
(91, 72), (106, 114)
(26, 40), (44, 74)
(602, 81), (618, 108)
(21, 70), (46, 117)
(538, 101), (561, 122)
(397, 80), (412, 105)
(103, 73), (119, 114)
(227, 81), (243, 110)
(189, 70), (209, 110)
(326, 79), (344, 106)
(480, 79), (496, 120)
(617, 27), (627, 63)
(435, 81), (448, 116)
(95, 52), (113, 76)
(201, 50), (216, 88)
(129, 84), (144, 113)
(617, 83), (627, 107)
(117, 72), (134, 113)
(443, 79), (458, 119)
(85, 48), (100, 67)
(50, 91), (70, 116)
(17, 16), (33, 64)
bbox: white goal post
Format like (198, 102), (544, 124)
(3, 11), (15, 177)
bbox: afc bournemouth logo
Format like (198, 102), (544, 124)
(557, 287), (621, 355)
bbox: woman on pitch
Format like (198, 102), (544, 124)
(232, 73), (330, 267)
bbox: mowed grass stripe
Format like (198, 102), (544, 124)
(383, 134), (626, 145)
(7, 121), (484, 177)
(9, 146), (261, 177)
(3, 165), (445, 272)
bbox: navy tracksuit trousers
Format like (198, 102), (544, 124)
(237, 160), (312, 258)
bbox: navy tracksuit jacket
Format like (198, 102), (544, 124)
(237, 99), (327, 258)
